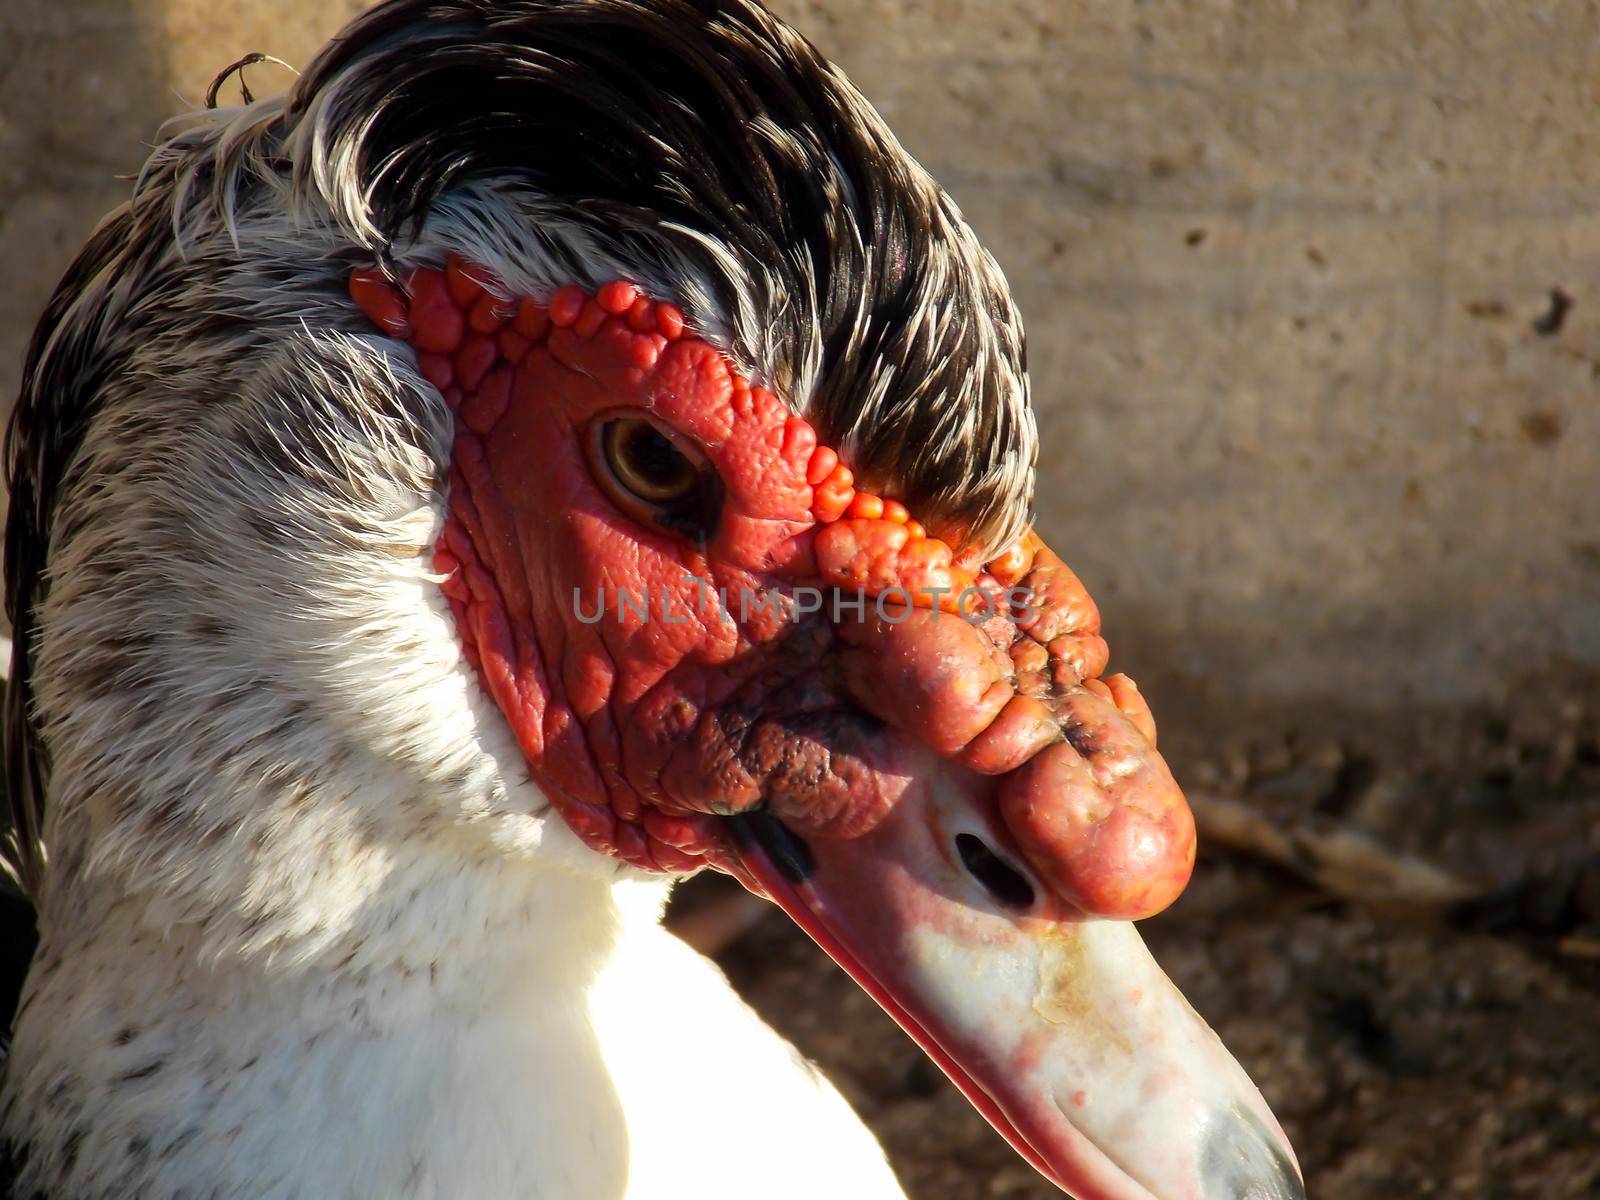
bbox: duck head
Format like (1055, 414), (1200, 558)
(6, 2), (1302, 1197)
(352, 258), (1300, 1199)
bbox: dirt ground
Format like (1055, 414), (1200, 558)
(674, 676), (1600, 1199)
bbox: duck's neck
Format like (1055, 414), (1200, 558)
(3, 832), (667, 1200)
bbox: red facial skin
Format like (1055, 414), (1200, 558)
(349, 258), (1195, 920)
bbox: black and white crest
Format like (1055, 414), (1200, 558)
(2, 0), (1036, 897)
(285, 0), (1036, 530)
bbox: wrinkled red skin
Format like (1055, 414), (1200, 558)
(350, 258), (1195, 919)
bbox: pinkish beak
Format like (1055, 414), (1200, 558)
(728, 752), (1304, 1200)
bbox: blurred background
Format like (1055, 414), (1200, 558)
(2, 1), (1597, 1195)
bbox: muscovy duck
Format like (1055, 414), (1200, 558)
(0, 2), (1303, 1197)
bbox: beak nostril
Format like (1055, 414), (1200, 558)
(955, 833), (1036, 911)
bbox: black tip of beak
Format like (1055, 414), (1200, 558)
(1201, 1105), (1306, 1200)
(727, 810), (814, 884)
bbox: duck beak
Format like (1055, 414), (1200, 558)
(727, 748), (1303, 1200)
(719, 526), (1304, 1199)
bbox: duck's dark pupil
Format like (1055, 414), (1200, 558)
(626, 424), (688, 487)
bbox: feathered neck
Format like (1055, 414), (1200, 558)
(2, 791), (674, 1200)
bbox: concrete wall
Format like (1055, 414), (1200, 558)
(3, 0), (1596, 766)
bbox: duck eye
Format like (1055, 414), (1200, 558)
(588, 414), (722, 540)
(603, 418), (698, 502)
